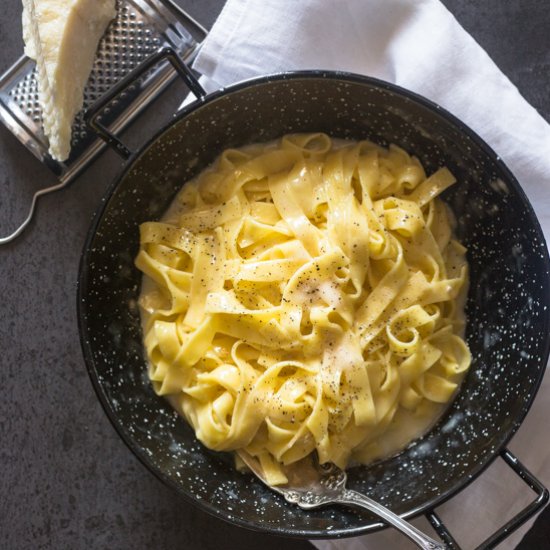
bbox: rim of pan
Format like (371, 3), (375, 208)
(77, 70), (550, 539)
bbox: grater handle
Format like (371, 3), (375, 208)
(85, 46), (206, 160)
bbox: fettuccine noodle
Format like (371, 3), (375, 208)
(136, 133), (471, 485)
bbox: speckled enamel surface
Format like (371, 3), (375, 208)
(77, 73), (550, 539)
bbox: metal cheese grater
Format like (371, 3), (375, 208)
(0, 0), (207, 244)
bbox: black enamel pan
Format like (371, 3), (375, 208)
(77, 48), (550, 547)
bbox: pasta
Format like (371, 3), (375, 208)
(136, 133), (471, 485)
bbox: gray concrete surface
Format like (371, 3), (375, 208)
(0, 1), (548, 549)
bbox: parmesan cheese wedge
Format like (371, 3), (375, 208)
(22, 0), (116, 161)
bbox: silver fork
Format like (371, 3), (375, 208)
(237, 451), (446, 550)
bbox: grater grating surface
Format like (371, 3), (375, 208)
(0, 0), (206, 180)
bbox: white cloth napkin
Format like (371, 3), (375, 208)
(189, 1), (550, 548)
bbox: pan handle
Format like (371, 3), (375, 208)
(85, 47), (206, 160)
(424, 448), (549, 550)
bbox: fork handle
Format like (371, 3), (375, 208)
(339, 490), (446, 550)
